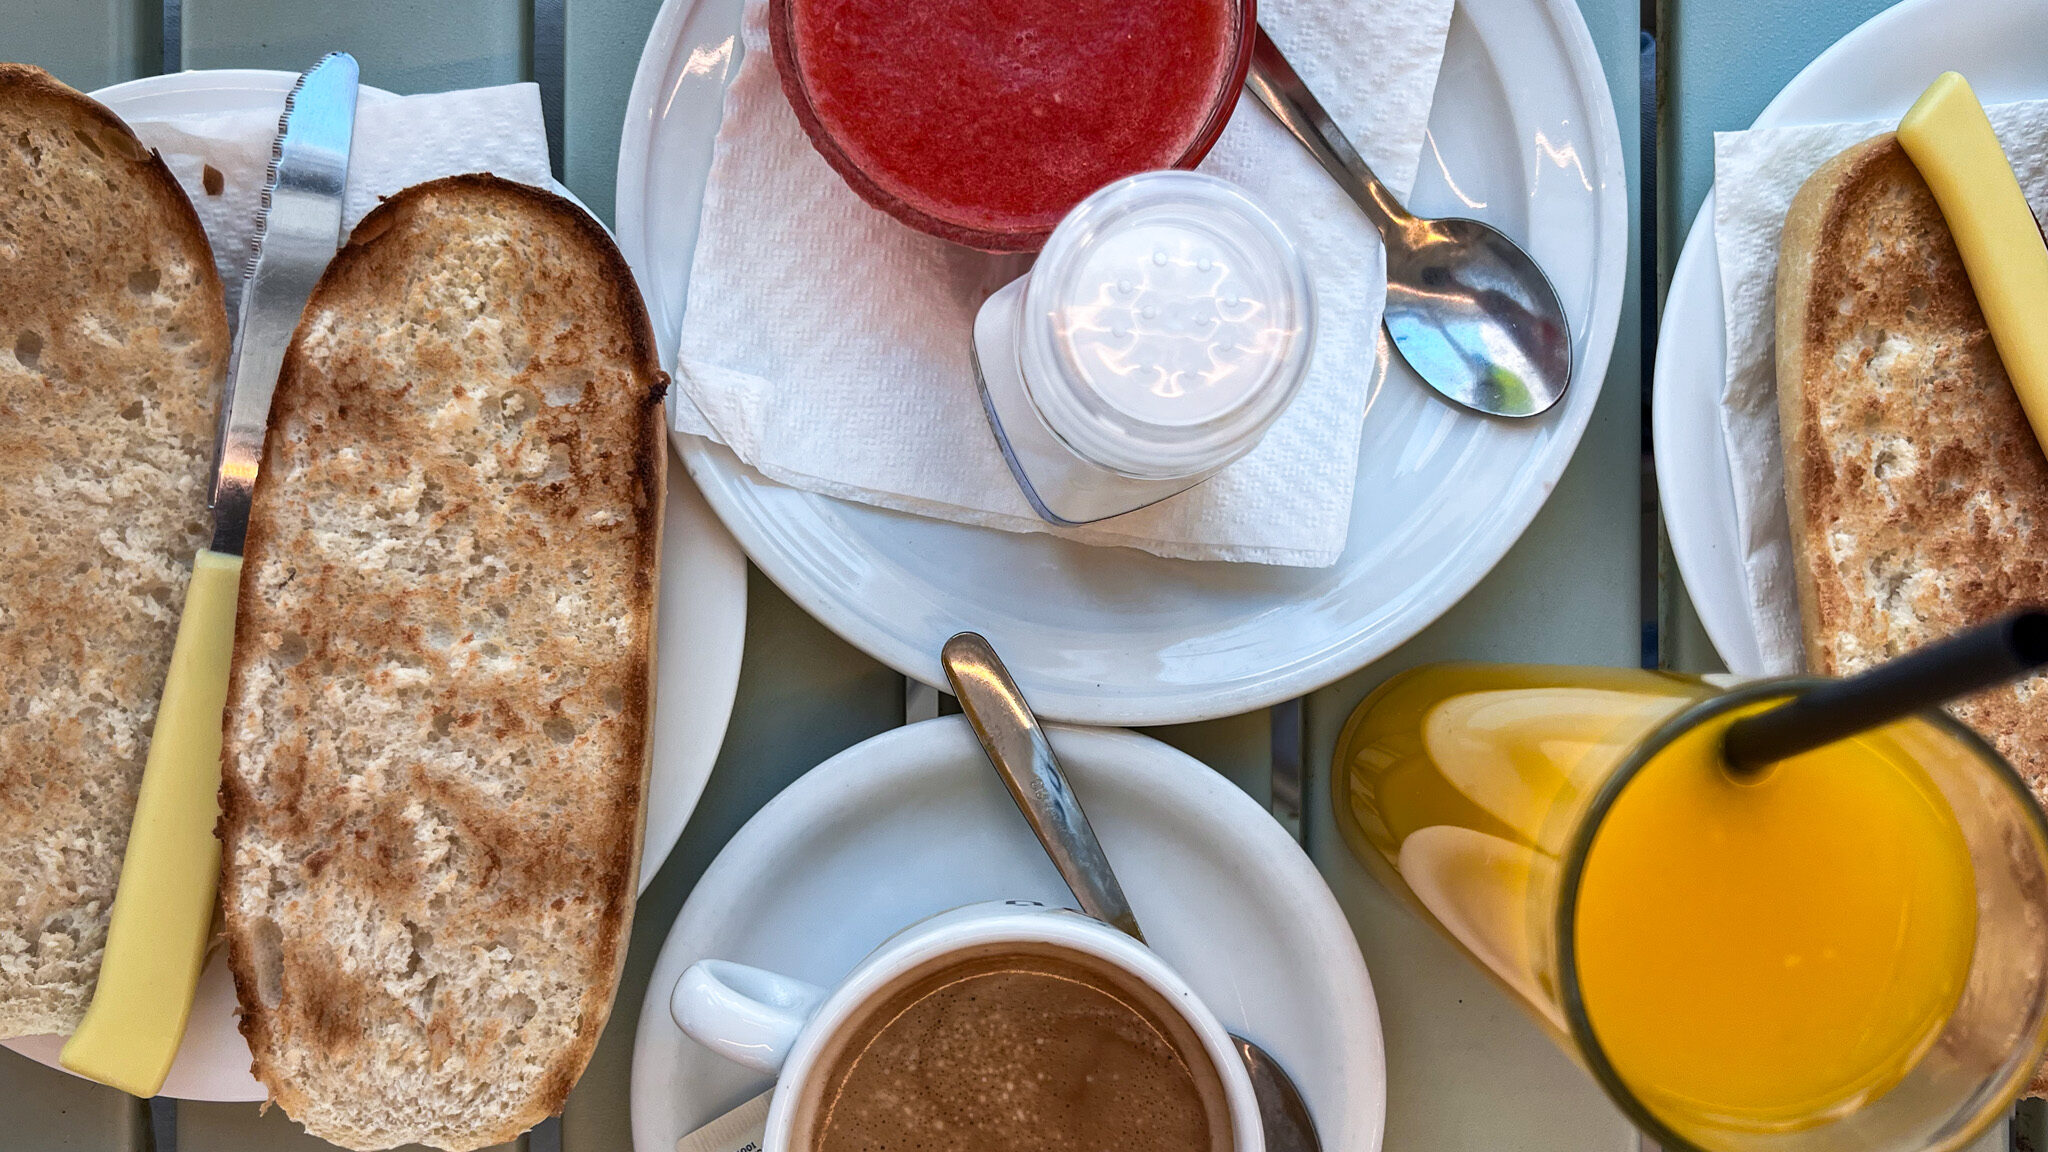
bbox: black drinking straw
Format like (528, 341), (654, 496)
(1720, 610), (2048, 775)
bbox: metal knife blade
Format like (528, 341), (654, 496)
(208, 51), (358, 554)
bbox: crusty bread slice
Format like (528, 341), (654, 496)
(0, 64), (228, 1039)
(1777, 133), (2048, 789)
(218, 175), (666, 1151)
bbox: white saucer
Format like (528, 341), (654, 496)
(616, 0), (1628, 726)
(0, 71), (751, 1102)
(629, 717), (1386, 1152)
(1652, 0), (2048, 672)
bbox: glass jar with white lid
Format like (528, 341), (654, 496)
(971, 170), (1317, 525)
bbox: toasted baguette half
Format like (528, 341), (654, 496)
(218, 175), (666, 1151)
(1778, 135), (2048, 795)
(0, 64), (227, 1038)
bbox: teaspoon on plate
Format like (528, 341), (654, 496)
(942, 632), (1323, 1152)
(1245, 25), (1573, 418)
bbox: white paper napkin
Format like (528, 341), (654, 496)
(121, 83), (555, 325)
(673, 0), (1455, 567)
(675, 1090), (771, 1152)
(1711, 101), (2048, 671)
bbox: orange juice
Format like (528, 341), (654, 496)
(1335, 664), (1979, 1139)
(1573, 701), (1976, 1132)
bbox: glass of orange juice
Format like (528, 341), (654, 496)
(1334, 663), (2048, 1152)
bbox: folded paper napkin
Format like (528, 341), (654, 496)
(675, 1090), (771, 1152)
(1711, 101), (2048, 671)
(122, 83), (555, 326)
(673, 0), (1456, 567)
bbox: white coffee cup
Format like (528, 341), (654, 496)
(670, 899), (1265, 1152)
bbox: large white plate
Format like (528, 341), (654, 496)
(629, 718), (1385, 1152)
(617, 0), (1628, 725)
(1653, 0), (2048, 674)
(1, 71), (749, 1102)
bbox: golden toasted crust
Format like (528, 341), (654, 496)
(1778, 133), (2048, 783)
(1779, 138), (2048, 1094)
(217, 175), (666, 1150)
(0, 63), (227, 1037)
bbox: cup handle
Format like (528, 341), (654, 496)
(671, 960), (830, 1076)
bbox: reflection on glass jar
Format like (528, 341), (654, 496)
(971, 170), (1314, 525)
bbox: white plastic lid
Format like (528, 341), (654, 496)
(1019, 171), (1316, 480)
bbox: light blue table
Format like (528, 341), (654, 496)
(4, 1), (1941, 1150)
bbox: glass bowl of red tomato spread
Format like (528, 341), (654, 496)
(768, 0), (1256, 252)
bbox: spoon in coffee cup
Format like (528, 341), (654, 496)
(943, 632), (1322, 1152)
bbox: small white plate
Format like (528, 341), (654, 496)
(616, 0), (1628, 725)
(629, 717), (1386, 1152)
(0, 71), (750, 1102)
(1652, 0), (2048, 673)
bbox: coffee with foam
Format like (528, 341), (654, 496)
(797, 943), (1233, 1152)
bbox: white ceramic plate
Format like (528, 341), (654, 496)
(616, 0), (1628, 725)
(629, 718), (1385, 1152)
(1653, 0), (2048, 674)
(0, 71), (750, 1102)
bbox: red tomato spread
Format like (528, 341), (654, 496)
(781, 0), (1243, 247)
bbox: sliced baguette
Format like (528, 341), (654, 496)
(0, 63), (227, 1039)
(218, 175), (666, 1151)
(1778, 135), (2048, 800)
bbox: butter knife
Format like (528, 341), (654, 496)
(61, 52), (359, 1098)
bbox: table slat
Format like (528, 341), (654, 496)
(1, 0), (157, 90)
(178, 1099), (526, 1152)
(178, 0), (530, 93)
(1658, 0), (1893, 252)
(561, 0), (665, 223)
(1301, 398), (1648, 1151)
(0, 1049), (148, 1151)
(1150, 711), (1275, 806)
(1297, 0), (1646, 1143)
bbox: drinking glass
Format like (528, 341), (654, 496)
(1333, 663), (2048, 1152)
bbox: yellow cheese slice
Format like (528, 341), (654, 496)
(1898, 72), (2048, 457)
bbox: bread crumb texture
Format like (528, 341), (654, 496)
(219, 176), (663, 1151)
(1784, 138), (2048, 796)
(0, 64), (224, 1039)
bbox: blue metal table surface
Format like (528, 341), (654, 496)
(1658, 0), (1895, 253)
(2, 0), (1653, 1148)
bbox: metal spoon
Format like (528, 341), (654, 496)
(942, 632), (1322, 1152)
(1245, 25), (1573, 418)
